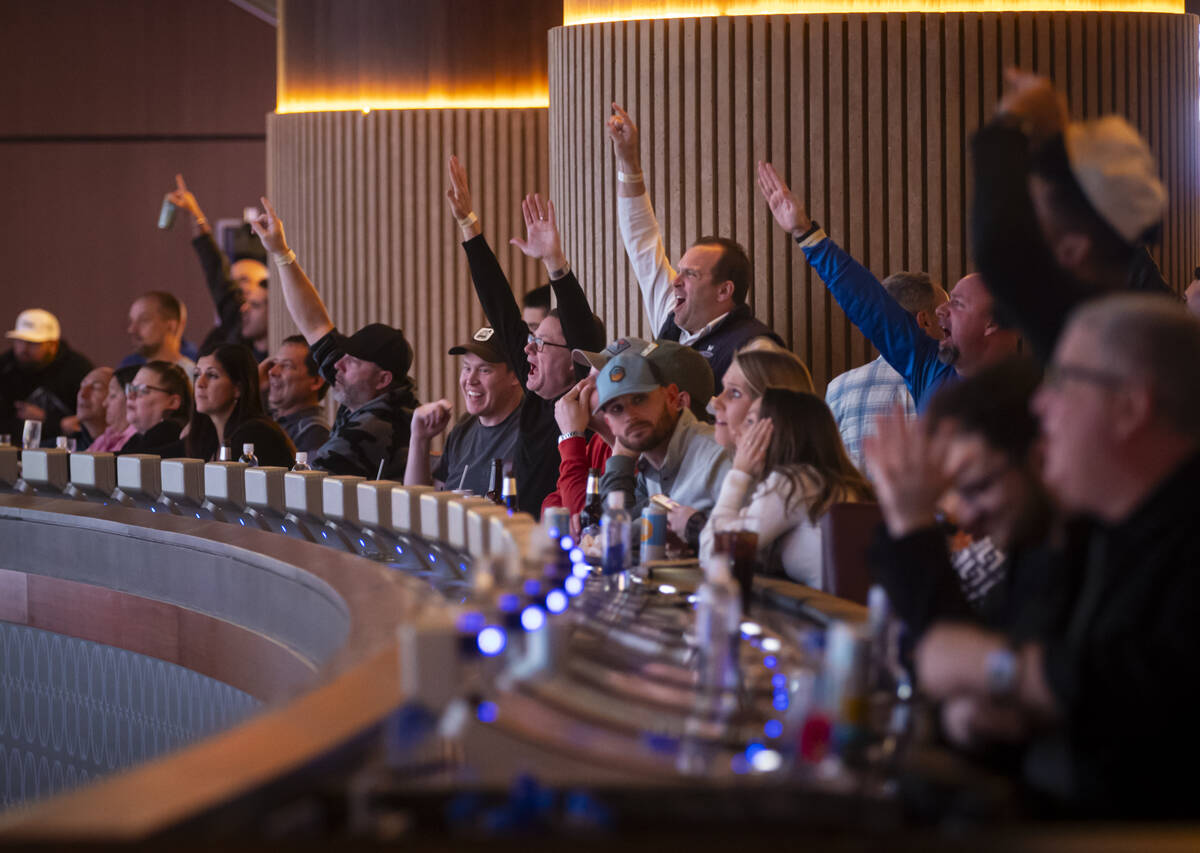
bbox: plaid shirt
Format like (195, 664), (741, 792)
(825, 355), (915, 472)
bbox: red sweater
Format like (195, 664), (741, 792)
(541, 434), (612, 517)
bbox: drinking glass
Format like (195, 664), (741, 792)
(22, 420), (42, 450)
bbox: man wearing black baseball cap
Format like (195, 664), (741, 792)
(251, 199), (420, 479)
(404, 326), (524, 493)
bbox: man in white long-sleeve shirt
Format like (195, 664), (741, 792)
(607, 104), (780, 391)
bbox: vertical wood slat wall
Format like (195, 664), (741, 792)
(549, 12), (1199, 391)
(267, 109), (550, 421)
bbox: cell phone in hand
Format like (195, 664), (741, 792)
(650, 493), (682, 512)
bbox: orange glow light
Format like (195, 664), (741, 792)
(276, 90), (550, 114)
(563, 0), (1185, 25)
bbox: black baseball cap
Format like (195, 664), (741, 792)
(341, 323), (413, 378)
(448, 326), (508, 365)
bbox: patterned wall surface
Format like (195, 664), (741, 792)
(0, 623), (260, 811)
(548, 12), (1199, 389)
(267, 108), (551, 421)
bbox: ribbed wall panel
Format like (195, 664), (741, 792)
(549, 12), (1199, 390)
(267, 109), (549, 417)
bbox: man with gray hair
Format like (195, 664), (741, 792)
(913, 294), (1200, 817)
(825, 271), (948, 470)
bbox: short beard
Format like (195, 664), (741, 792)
(936, 341), (960, 367)
(619, 407), (679, 454)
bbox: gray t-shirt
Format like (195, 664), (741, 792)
(431, 404), (522, 495)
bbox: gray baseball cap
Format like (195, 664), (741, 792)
(592, 349), (663, 413)
(578, 337), (715, 416)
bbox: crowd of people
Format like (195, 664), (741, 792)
(4, 70), (1200, 818)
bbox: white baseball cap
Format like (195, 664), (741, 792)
(6, 309), (61, 343)
(1064, 115), (1167, 245)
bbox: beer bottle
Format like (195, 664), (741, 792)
(582, 468), (603, 528)
(485, 457), (504, 504)
(502, 474), (518, 511)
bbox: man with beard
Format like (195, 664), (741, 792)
(404, 327), (523, 494)
(263, 335), (330, 454)
(757, 162), (1020, 410)
(250, 199), (419, 479)
(0, 309), (93, 442)
(118, 291), (196, 376)
(594, 346), (730, 525)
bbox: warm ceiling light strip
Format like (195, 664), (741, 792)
(563, 0), (1185, 25)
(276, 93), (550, 114)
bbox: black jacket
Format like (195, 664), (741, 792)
(0, 340), (93, 441)
(192, 233), (269, 362)
(657, 303), (781, 393)
(119, 418), (186, 459)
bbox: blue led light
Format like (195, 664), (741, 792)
(744, 742), (766, 760)
(456, 611), (485, 633)
(321, 530), (328, 539)
(428, 553), (437, 563)
(546, 589), (568, 614)
(523, 579), (542, 597)
(564, 576), (583, 596)
(764, 719), (784, 739)
(476, 700), (498, 723)
(569, 547), (585, 563)
(238, 518), (245, 526)
(571, 562), (590, 578)
(477, 625), (507, 656)
(773, 693), (789, 711)
(497, 593), (520, 613)
(763, 655), (778, 669)
(280, 524), (287, 533)
(395, 544), (404, 555)
(520, 605), (546, 632)
(560, 535), (574, 550)
(358, 538), (366, 549)
(195, 512), (202, 519)
(771, 673), (787, 689)
(150, 507), (157, 513)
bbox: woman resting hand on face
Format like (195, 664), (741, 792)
(700, 388), (874, 590)
(187, 344), (295, 468)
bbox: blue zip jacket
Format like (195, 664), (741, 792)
(800, 231), (957, 412)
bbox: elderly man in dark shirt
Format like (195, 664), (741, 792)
(250, 200), (419, 479)
(913, 295), (1200, 818)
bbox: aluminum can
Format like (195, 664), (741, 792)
(640, 504), (667, 562)
(157, 198), (178, 230)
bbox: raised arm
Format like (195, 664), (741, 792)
(249, 197), (334, 344)
(168, 174), (246, 332)
(757, 160), (942, 395)
(607, 103), (675, 334)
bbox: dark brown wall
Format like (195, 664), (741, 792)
(0, 0), (276, 368)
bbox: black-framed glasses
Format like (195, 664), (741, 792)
(527, 333), (571, 352)
(1042, 362), (1127, 391)
(125, 382), (171, 399)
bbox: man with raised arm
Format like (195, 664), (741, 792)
(756, 161), (1020, 411)
(607, 104), (780, 390)
(250, 198), (419, 479)
(446, 156), (605, 515)
(167, 174), (270, 361)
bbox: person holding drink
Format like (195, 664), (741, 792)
(700, 388), (874, 590)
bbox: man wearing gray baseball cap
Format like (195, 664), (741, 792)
(592, 342), (730, 551)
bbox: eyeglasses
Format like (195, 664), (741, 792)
(125, 383), (171, 399)
(527, 333), (571, 352)
(1042, 362), (1128, 391)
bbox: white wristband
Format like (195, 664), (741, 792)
(617, 170), (644, 183)
(272, 249), (297, 267)
(457, 211), (479, 229)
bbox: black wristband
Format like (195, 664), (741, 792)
(794, 220), (821, 243)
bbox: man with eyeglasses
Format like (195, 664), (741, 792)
(447, 156), (605, 515)
(910, 294), (1200, 818)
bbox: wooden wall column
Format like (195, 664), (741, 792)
(267, 0), (558, 410)
(549, 12), (1199, 389)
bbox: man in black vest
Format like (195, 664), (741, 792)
(607, 104), (780, 391)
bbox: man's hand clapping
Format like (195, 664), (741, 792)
(862, 405), (951, 539)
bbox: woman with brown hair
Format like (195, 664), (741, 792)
(700, 387), (874, 589)
(710, 342), (814, 453)
(187, 343), (295, 467)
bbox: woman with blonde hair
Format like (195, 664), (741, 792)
(710, 343), (814, 452)
(701, 388), (873, 589)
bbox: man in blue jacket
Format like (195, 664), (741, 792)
(756, 161), (1020, 411)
